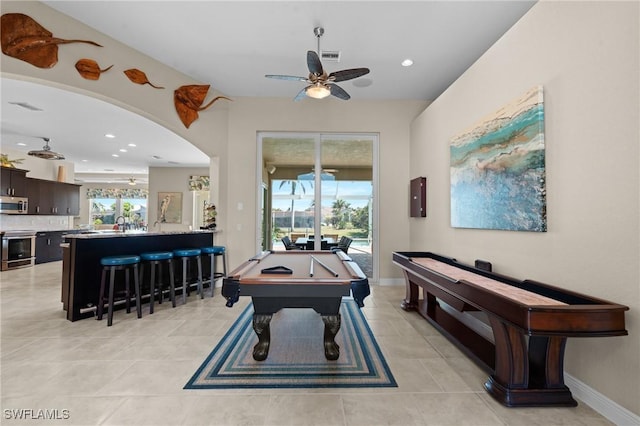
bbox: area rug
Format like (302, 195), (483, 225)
(184, 299), (396, 389)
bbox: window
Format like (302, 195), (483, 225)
(87, 188), (148, 229)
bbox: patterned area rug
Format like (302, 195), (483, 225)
(184, 299), (396, 389)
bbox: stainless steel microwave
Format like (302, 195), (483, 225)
(0, 196), (28, 214)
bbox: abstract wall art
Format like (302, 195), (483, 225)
(450, 86), (546, 232)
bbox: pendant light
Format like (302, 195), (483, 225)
(28, 137), (66, 160)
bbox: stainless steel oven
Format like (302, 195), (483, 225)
(1, 230), (36, 271)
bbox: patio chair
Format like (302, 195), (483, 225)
(336, 236), (352, 253)
(282, 236), (300, 250)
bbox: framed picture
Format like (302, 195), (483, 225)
(450, 86), (546, 232)
(158, 192), (182, 223)
(188, 175), (210, 191)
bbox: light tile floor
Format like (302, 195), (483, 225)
(0, 262), (613, 425)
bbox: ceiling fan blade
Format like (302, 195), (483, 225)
(307, 50), (324, 75)
(329, 68), (370, 82)
(329, 84), (351, 100)
(265, 74), (308, 82)
(294, 87), (308, 102)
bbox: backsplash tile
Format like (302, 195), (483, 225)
(0, 215), (72, 231)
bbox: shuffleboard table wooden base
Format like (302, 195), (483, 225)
(393, 251), (628, 407)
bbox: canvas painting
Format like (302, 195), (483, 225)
(158, 192), (182, 223)
(450, 86), (546, 232)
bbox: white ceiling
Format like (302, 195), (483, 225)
(1, 1), (536, 181)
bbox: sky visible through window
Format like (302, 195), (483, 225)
(272, 180), (372, 211)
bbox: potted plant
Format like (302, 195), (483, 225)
(0, 154), (24, 168)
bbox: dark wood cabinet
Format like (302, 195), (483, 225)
(410, 177), (426, 217)
(25, 178), (80, 215)
(26, 179), (51, 214)
(1, 167), (28, 197)
(35, 231), (66, 264)
(66, 183), (80, 215)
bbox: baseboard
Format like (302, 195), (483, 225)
(564, 373), (640, 425)
(378, 278), (404, 286)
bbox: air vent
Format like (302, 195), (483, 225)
(9, 101), (43, 111)
(321, 50), (341, 62)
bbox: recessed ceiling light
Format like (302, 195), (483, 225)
(401, 59), (414, 67)
(82, 159), (88, 162)
(128, 143), (136, 147)
(105, 134), (115, 138)
(16, 142), (26, 146)
(119, 149), (127, 153)
(112, 154), (119, 158)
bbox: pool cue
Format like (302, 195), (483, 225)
(310, 255), (339, 277)
(309, 255), (314, 277)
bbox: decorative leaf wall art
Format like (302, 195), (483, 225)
(1, 13), (101, 68)
(174, 84), (231, 128)
(75, 59), (113, 80)
(123, 68), (164, 89)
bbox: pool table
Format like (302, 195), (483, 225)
(222, 250), (370, 361)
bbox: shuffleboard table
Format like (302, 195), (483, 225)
(393, 251), (628, 407)
(222, 250), (370, 361)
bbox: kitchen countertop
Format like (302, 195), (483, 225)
(63, 229), (218, 239)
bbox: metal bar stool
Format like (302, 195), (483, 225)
(97, 255), (141, 326)
(172, 248), (203, 304)
(200, 246), (227, 297)
(139, 251), (176, 313)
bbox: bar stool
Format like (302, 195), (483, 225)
(172, 248), (203, 304)
(139, 251), (176, 313)
(200, 246), (227, 297)
(97, 255), (141, 326)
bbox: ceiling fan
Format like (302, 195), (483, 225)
(27, 137), (66, 160)
(297, 168), (338, 181)
(265, 27), (370, 101)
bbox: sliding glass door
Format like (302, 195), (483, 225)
(258, 132), (376, 278)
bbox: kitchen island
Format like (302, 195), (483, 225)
(62, 230), (216, 321)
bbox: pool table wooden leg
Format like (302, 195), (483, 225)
(252, 313), (272, 361)
(322, 314), (341, 360)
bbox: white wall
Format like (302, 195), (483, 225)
(1, 146), (75, 182)
(409, 1), (639, 416)
(148, 166), (210, 232)
(224, 98), (427, 274)
(0, 2), (229, 163)
(1, 1), (226, 233)
(0, 1), (427, 279)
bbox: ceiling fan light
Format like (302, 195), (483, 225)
(27, 138), (65, 160)
(306, 85), (331, 99)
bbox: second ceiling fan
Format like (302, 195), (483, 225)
(265, 27), (370, 101)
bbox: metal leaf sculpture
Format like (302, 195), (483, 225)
(1, 13), (101, 68)
(124, 68), (164, 89)
(75, 59), (113, 80)
(174, 85), (231, 128)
